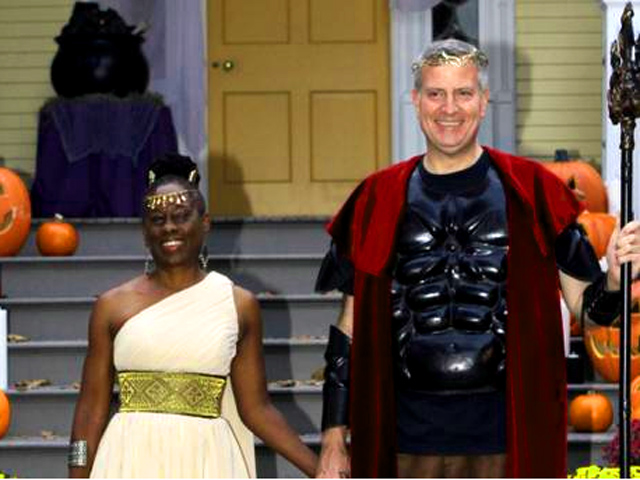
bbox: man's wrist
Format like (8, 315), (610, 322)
(322, 425), (348, 447)
(606, 272), (620, 292)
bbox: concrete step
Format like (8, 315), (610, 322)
(21, 217), (331, 256)
(7, 339), (327, 385)
(0, 255), (324, 297)
(1, 293), (341, 340)
(0, 431), (613, 478)
(0, 434), (321, 478)
(6, 384), (322, 438)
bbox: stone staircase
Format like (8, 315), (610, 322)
(0, 217), (621, 477)
(0, 218), (337, 478)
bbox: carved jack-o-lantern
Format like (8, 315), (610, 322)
(584, 313), (640, 382)
(0, 167), (31, 256)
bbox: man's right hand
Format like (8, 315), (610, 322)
(316, 426), (350, 478)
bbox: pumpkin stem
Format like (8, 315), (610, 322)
(53, 213), (64, 222)
(554, 149), (570, 162)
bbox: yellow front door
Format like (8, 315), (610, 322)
(207, 0), (390, 216)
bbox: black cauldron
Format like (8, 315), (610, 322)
(50, 2), (149, 98)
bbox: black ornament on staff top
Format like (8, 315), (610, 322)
(607, 3), (638, 478)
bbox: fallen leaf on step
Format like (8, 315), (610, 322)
(270, 379), (297, 388)
(14, 379), (52, 391)
(71, 381), (81, 390)
(7, 334), (28, 343)
(311, 367), (325, 381)
(40, 430), (55, 439)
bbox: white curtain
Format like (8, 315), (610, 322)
(390, 0), (442, 12)
(95, 0), (208, 197)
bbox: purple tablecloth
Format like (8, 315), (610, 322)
(31, 96), (178, 218)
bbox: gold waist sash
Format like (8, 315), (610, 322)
(117, 371), (227, 418)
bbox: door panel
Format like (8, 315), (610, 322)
(208, 0), (390, 216)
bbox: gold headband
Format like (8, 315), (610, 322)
(144, 189), (195, 211)
(412, 49), (488, 71)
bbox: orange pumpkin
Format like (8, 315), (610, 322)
(631, 375), (640, 420)
(35, 214), (79, 256)
(584, 313), (640, 382)
(542, 155), (608, 213)
(569, 391), (613, 432)
(0, 389), (10, 438)
(0, 167), (31, 256)
(577, 211), (617, 259)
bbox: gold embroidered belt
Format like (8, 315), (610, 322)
(117, 371), (226, 418)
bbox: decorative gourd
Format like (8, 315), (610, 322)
(0, 167), (31, 256)
(569, 391), (613, 432)
(36, 214), (79, 256)
(0, 389), (10, 438)
(542, 150), (608, 213)
(584, 313), (640, 382)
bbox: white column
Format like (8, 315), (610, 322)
(0, 309), (7, 391)
(600, 0), (640, 217)
(390, 6), (432, 162)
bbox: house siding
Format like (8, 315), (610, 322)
(516, 0), (604, 165)
(0, 0), (73, 175)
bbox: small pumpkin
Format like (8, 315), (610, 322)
(584, 313), (640, 382)
(542, 150), (608, 213)
(0, 389), (10, 438)
(569, 391), (613, 432)
(36, 214), (79, 256)
(0, 167), (31, 256)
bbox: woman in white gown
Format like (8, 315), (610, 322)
(69, 154), (318, 478)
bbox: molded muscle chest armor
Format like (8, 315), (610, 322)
(391, 153), (508, 393)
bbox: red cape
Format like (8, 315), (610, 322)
(327, 147), (582, 477)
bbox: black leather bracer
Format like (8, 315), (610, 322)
(322, 325), (351, 430)
(582, 272), (621, 326)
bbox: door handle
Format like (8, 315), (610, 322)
(212, 60), (235, 72)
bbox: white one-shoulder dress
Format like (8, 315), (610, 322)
(90, 272), (256, 478)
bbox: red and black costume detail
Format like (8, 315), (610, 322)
(321, 147), (587, 477)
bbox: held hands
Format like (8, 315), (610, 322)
(316, 426), (350, 478)
(605, 218), (640, 291)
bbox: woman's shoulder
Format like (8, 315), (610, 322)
(93, 275), (150, 327)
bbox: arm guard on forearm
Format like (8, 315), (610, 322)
(582, 272), (621, 326)
(322, 325), (351, 430)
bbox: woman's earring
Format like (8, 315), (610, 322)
(199, 245), (209, 271)
(144, 253), (155, 275)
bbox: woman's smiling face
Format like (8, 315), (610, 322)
(142, 181), (209, 270)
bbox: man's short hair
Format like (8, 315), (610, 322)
(412, 38), (489, 90)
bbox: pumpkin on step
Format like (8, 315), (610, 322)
(542, 153), (608, 213)
(0, 389), (10, 438)
(584, 313), (640, 382)
(0, 167), (31, 256)
(577, 211), (617, 259)
(36, 214), (79, 256)
(569, 391), (613, 433)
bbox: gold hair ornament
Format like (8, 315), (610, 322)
(144, 189), (195, 211)
(188, 169), (198, 184)
(412, 49), (488, 72)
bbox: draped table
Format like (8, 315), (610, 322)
(31, 94), (178, 218)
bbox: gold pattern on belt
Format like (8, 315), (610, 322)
(118, 371), (226, 418)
